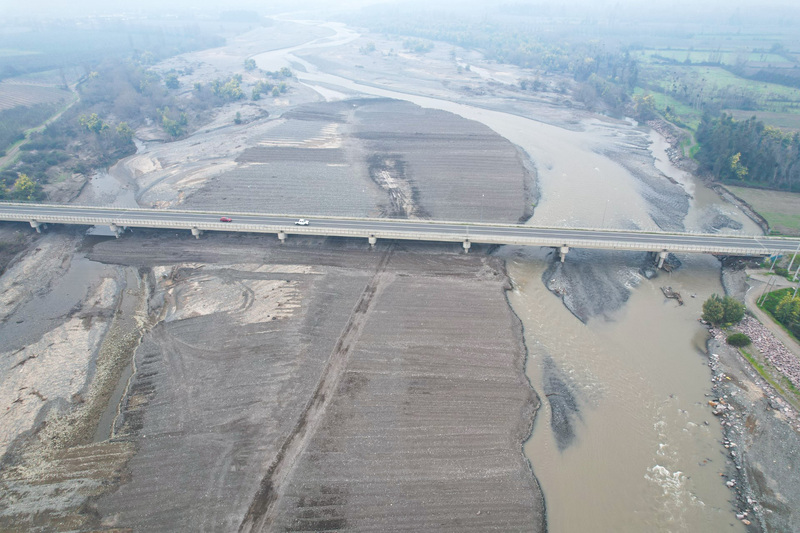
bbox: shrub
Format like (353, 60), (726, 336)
(726, 333), (751, 347)
(702, 294), (745, 326)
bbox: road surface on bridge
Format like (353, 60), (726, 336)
(1, 202), (799, 256)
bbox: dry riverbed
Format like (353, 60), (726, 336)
(0, 231), (544, 531)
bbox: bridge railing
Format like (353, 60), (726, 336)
(0, 204), (791, 256)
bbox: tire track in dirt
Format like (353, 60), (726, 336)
(239, 245), (395, 532)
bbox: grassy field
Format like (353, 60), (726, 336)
(640, 64), (800, 109)
(635, 48), (793, 67)
(757, 287), (800, 344)
(636, 51), (800, 131)
(726, 109), (800, 131)
(725, 186), (800, 235)
(633, 87), (703, 130)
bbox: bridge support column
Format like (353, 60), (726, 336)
(559, 246), (569, 263)
(110, 223), (123, 238)
(657, 251), (669, 269)
(191, 227), (203, 239)
(463, 239), (471, 253)
(278, 231), (286, 244)
(30, 220), (44, 233)
(368, 235), (377, 248)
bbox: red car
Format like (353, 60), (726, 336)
(220, 217), (232, 222)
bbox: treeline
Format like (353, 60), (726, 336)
(0, 23), (223, 81)
(695, 113), (800, 191)
(762, 289), (800, 339)
(3, 56), (294, 201)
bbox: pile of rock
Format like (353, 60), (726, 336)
(647, 119), (687, 165)
(735, 315), (800, 389)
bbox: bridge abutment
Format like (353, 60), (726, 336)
(657, 251), (669, 269)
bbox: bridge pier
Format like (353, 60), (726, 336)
(30, 220), (43, 233)
(657, 251), (669, 269)
(368, 235), (377, 248)
(110, 223), (123, 238)
(191, 227), (203, 239)
(463, 239), (471, 253)
(278, 231), (286, 244)
(559, 246), (569, 263)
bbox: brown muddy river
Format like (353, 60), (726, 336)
(260, 22), (759, 531)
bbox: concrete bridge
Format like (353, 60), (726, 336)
(1, 203), (799, 265)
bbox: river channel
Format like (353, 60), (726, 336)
(254, 22), (760, 531)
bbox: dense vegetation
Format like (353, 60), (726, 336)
(0, 23), (224, 81)
(695, 113), (800, 191)
(727, 332), (752, 347)
(0, 104), (58, 154)
(702, 293), (746, 326)
(759, 288), (800, 340)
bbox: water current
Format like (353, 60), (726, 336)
(256, 22), (760, 531)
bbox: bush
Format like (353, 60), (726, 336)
(726, 333), (751, 347)
(702, 294), (745, 326)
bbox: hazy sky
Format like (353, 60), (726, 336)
(3, 0), (799, 20)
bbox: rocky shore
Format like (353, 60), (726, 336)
(707, 267), (800, 532)
(734, 316), (800, 390)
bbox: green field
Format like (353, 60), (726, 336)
(640, 65), (800, 108)
(726, 109), (800, 131)
(633, 87), (703, 130)
(637, 58), (800, 132)
(726, 186), (800, 235)
(635, 48), (792, 67)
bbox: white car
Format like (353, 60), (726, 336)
(294, 218), (310, 226)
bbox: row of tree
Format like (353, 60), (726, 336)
(773, 293), (800, 339)
(694, 113), (800, 191)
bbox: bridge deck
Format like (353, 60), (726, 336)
(1, 202), (799, 256)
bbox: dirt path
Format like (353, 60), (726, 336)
(239, 245), (395, 532)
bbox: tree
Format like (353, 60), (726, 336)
(702, 294), (725, 326)
(244, 58), (257, 71)
(116, 122), (134, 143)
(10, 173), (43, 202)
(775, 294), (800, 324)
(722, 296), (745, 324)
(728, 152), (748, 181)
(234, 111), (242, 124)
(78, 113), (108, 134)
(633, 93), (657, 121)
(164, 73), (180, 89)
